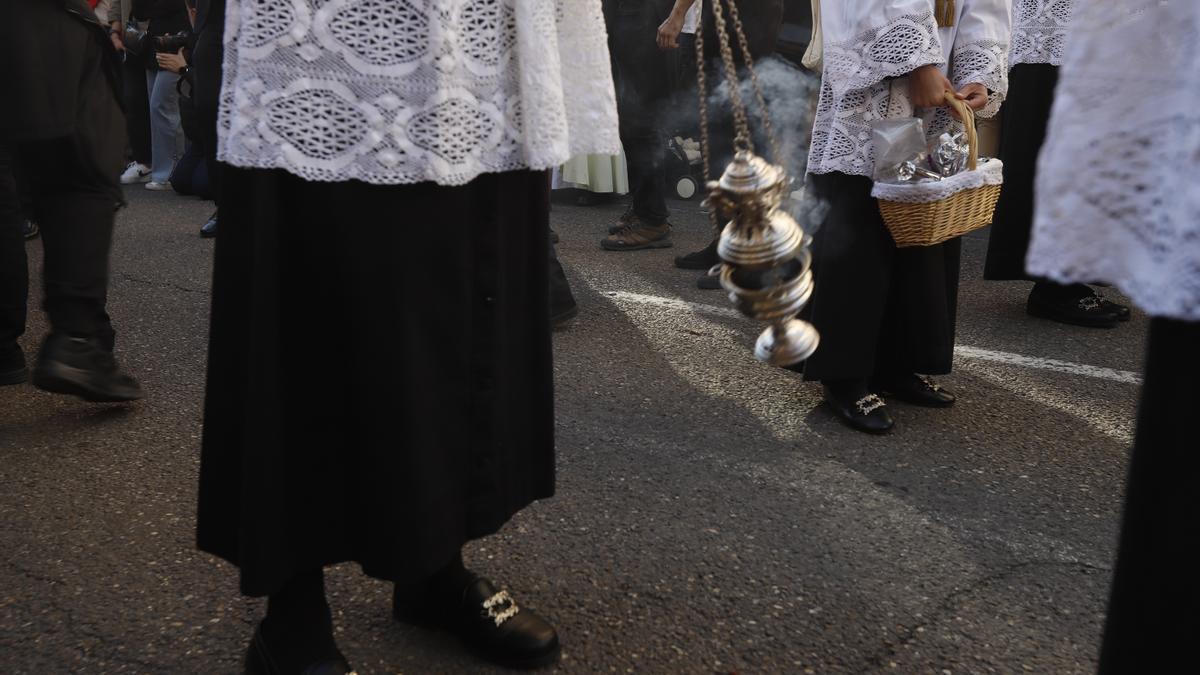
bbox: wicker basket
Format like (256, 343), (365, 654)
(876, 92), (1003, 248)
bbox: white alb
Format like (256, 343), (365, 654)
(1027, 0), (1200, 321)
(217, 0), (621, 186)
(1010, 0), (1072, 67)
(807, 0), (1011, 178)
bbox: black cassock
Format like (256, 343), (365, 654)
(197, 168), (556, 597)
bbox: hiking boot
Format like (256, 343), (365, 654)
(601, 221), (672, 251)
(32, 333), (144, 402)
(607, 206), (638, 234)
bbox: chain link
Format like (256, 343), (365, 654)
(724, 0), (783, 164)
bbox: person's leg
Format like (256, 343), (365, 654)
(1098, 318), (1200, 674)
(798, 172), (896, 433)
(146, 68), (183, 184)
(19, 29), (140, 401)
(246, 568), (350, 674)
(123, 53), (153, 170)
(601, 5), (673, 250)
(0, 146), (29, 383)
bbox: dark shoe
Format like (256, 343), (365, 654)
(244, 624), (353, 675)
(607, 205), (638, 234)
(1, 345), (27, 386)
(200, 213), (218, 238)
(1026, 282), (1119, 328)
(823, 381), (894, 434)
(550, 304), (578, 330)
(674, 239), (719, 270)
(21, 219), (39, 240)
(696, 270), (722, 290)
(549, 228), (559, 244)
(875, 373), (956, 408)
(601, 221), (672, 251)
(32, 334), (144, 402)
(1095, 293), (1131, 321)
(393, 576), (561, 670)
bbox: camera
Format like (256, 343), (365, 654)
(155, 32), (190, 54)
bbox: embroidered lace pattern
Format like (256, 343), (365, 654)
(808, 11), (944, 177)
(217, 0), (620, 186)
(1010, 0), (1072, 67)
(1027, 1), (1200, 321)
(808, 10), (1008, 178)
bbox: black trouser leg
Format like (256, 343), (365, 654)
(1098, 318), (1200, 674)
(0, 146), (28, 356)
(608, 8), (671, 225)
(983, 64), (1058, 281)
(122, 52), (153, 167)
(15, 30), (124, 351)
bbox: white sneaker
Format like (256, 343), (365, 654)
(145, 180), (173, 191)
(120, 162), (151, 184)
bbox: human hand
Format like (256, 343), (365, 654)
(952, 83), (989, 119)
(657, 13), (685, 50)
(907, 64), (953, 109)
(110, 31), (125, 53)
(156, 48), (187, 74)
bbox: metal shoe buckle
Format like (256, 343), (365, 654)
(481, 590), (520, 627)
(855, 394), (885, 416)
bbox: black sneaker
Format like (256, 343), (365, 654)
(674, 238), (720, 270)
(1027, 282), (1119, 328)
(32, 334), (144, 402)
(1, 343), (27, 386)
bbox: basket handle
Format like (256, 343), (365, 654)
(942, 90), (978, 171)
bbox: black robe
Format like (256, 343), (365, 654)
(196, 168), (556, 597)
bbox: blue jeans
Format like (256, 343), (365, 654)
(146, 68), (183, 183)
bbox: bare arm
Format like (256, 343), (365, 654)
(657, 0), (698, 50)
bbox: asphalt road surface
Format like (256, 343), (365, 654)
(1, 188), (1144, 673)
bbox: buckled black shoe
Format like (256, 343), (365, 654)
(1095, 293), (1131, 321)
(1026, 282), (1119, 328)
(32, 334), (144, 402)
(244, 623), (355, 675)
(674, 239), (719, 270)
(394, 576), (561, 670)
(823, 382), (894, 434)
(876, 373), (956, 408)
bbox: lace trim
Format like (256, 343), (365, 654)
(217, 0), (620, 186)
(1011, 0), (1073, 67)
(1027, 1), (1200, 321)
(951, 39), (1009, 111)
(822, 10), (944, 95)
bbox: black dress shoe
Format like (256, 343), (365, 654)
(1026, 282), (1118, 328)
(32, 334), (144, 402)
(876, 373), (956, 407)
(200, 213), (218, 238)
(245, 624), (355, 675)
(674, 239), (719, 270)
(823, 382), (894, 434)
(1097, 295), (1131, 321)
(394, 576), (561, 669)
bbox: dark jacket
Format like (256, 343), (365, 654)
(1, 0), (120, 142)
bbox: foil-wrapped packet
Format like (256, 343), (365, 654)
(871, 118), (930, 183)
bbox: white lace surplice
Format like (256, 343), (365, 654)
(1027, 1), (1200, 321)
(807, 0), (1010, 178)
(217, 0), (621, 186)
(1010, 0), (1072, 67)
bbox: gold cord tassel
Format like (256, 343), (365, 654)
(936, 0), (955, 27)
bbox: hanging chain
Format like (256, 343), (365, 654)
(693, 6), (720, 231)
(723, 0), (783, 165)
(708, 0), (754, 153)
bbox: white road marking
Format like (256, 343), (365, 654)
(609, 291), (1142, 386)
